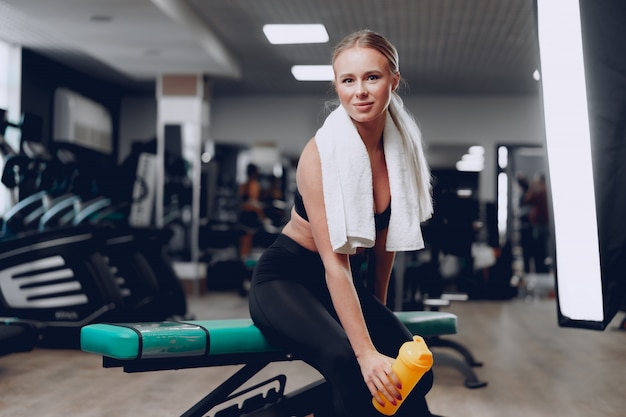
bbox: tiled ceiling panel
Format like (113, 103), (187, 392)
(191, 0), (539, 95)
(0, 0), (540, 96)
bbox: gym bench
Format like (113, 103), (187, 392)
(81, 311), (462, 417)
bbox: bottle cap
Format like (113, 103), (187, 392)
(400, 336), (433, 368)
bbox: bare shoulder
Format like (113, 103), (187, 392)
(299, 137), (319, 167)
(296, 137), (321, 189)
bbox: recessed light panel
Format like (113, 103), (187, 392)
(263, 24), (329, 44)
(291, 65), (333, 81)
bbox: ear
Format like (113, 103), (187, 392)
(392, 72), (401, 91)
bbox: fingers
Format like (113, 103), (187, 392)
(369, 378), (393, 406)
(385, 365), (402, 390)
(370, 368), (402, 406)
(369, 380), (386, 406)
(360, 353), (403, 407)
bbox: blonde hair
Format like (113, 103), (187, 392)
(331, 30), (433, 221)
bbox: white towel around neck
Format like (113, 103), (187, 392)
(315, 106), (425, 254)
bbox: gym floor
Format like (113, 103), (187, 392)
(1, 285), (624, 417)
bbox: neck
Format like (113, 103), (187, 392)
(355, 116), (386, 153)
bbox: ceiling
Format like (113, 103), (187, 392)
(0, 0), (540, 97)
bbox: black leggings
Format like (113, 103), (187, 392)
(249, 234), (434, 417)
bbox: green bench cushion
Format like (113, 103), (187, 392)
(80, 319), (277, 360)
(395, 311), (457, 338)
(80, 311), (457, 361)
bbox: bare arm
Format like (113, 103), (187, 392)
(297, 138), (401, 406)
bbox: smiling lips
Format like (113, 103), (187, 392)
(354, 102), (374, 111)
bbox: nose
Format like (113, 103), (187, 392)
(356, 80), (368, 97)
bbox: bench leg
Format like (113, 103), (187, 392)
(432, 351), (488, 389)
(180, 363), (327, 417)
(243, 379), (329, 417)
(428, 336), (487, 389)
(181, 362), (270, 417)
(428, 336), (483, 367)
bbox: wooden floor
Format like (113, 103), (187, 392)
(1, 288), (625, 417)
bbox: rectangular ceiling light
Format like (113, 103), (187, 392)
(291, 65), (333, 81)
(537, 0), (603, 324)
(263, 24), (329, 44)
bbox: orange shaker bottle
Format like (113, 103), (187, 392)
(372, 335), (433, 415)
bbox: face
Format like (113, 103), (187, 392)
(333, 46), (400, 125)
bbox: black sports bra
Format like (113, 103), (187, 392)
(293, 188), (391, 231)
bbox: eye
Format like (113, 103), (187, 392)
(341, 77), (354, 84)
(367, 74), (380, 81)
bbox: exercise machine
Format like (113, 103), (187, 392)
(0, 225), (187, 349)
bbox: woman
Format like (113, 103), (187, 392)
(249, 30), (437, 416)
(239, 163), (266, 259)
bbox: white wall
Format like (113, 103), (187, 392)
(405, 95), (545, 200)
(119, 92), (545, 201)
(209, 94), (334, 157)
(210, 93), (545, 201)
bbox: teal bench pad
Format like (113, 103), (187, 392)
(395, 311), (456, 338)
(80, 311), (457, 361)
(81, 319), (277, 360)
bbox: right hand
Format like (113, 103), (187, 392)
(357, 349), (402, 407)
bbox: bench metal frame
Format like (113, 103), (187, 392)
(102, 348), (325, 416)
